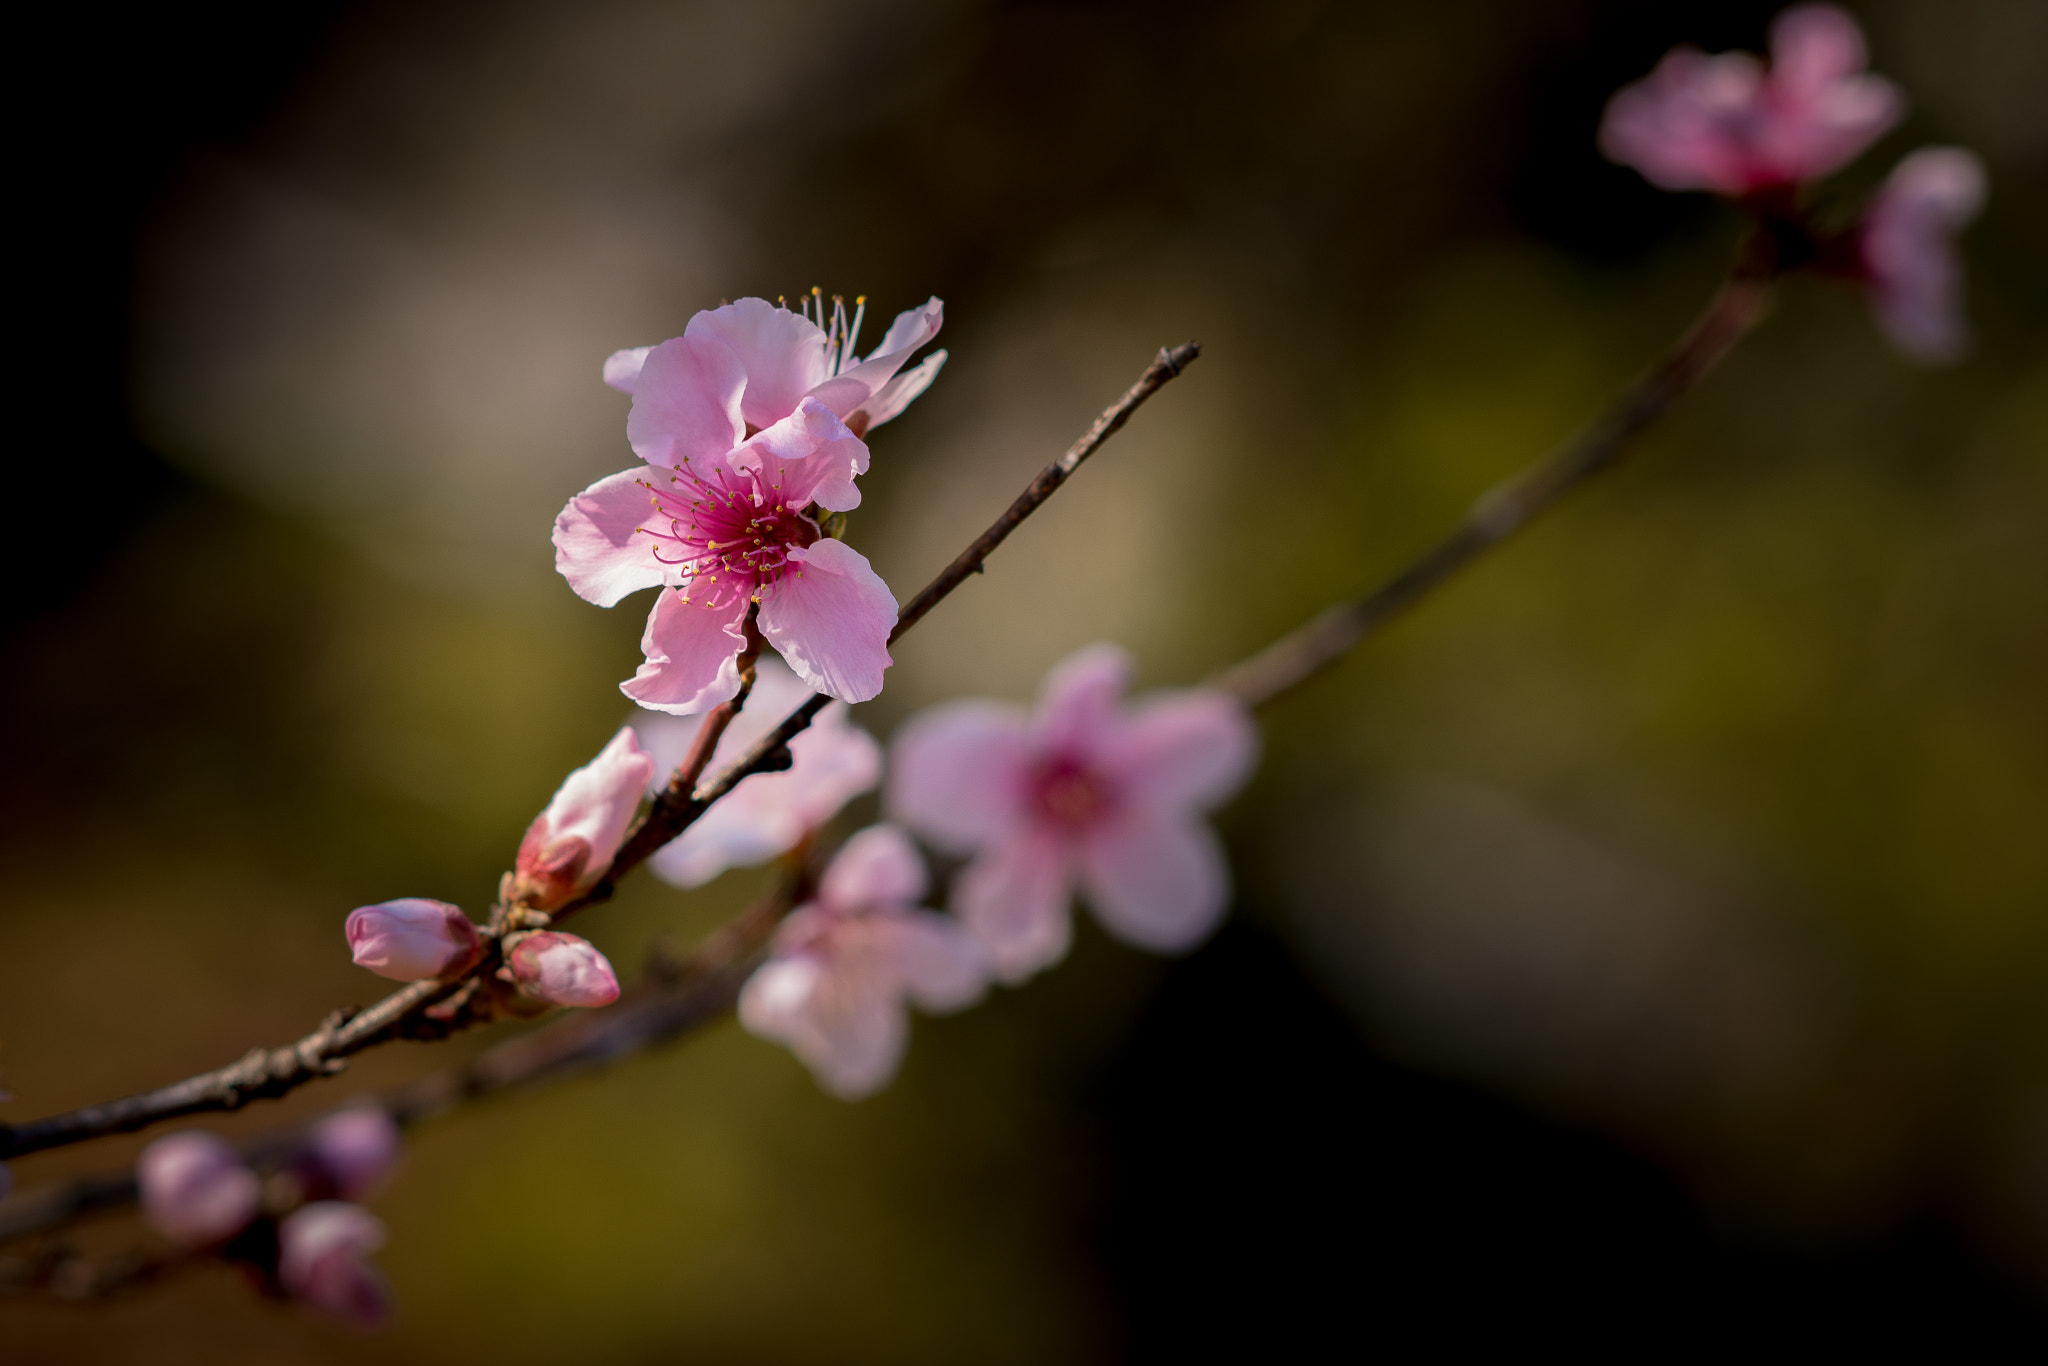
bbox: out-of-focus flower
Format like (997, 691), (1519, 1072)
(1599, 4), (1903, 195)
(556, 296), (942, 715)
(502, 931), (622, 1008)
(638, 656), (883, 888)
(138, 1131), (261, 1249)
(1858, 147), (1988, 364)
(345, 898), (485, 982)
(302, 1107), (403, 1203)
(602, 294), (945, 437)
(739, 824), (986, 1099)
(513, 727), (656, 910)
(278, 1202), (391, 1329)
(889, 644), (1259, 982)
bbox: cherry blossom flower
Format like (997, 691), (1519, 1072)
(738, 824), (986, 1099)
(1599, 5), (1903, 196)
(301, 1107), (403, 1203)
(278, 1202), (392, 1329)
(138, 1131), (261, 1250)
(1858, 147), (1988, 364)
(557, 295), (943, 714)
(513, 727), (656, 910)
(636, 656), (883, 888)
(888, 645), (1259, 983)
(502, 931), (622, 1008)
(345, 898), (484, 982)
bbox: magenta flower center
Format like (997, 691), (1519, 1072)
(1030, 754), (1115, 828)
(640, 463), (820, 601)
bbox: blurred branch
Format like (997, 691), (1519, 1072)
(1209, 275), (1772, 707)
(0, 341), (1202, 1164)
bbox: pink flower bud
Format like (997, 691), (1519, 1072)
(502, 931), (621, 1008)
(514, 728), (656, 910)
(303, 1107), (403, 1202)
(278, 1202), (391, 1330)
(137, 1131), (261, 1249)
(345, 898), (484, 982)
(1859, 147), (1987, 364)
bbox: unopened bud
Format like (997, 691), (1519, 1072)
(502, 931), (621, 1008)
(512, 832), (592, 911)
(278, 1202), (391, 1329)
(512, 727), (654, 910)
(345, 899), (484, 982)
(138, 1131), (260, 1249)
(303, 1107), (403, 1202)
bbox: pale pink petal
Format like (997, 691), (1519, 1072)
(729, 397), (870, 513)
(809, 297), (945, 420)
(138, 1131), (260, 1249)
(278, 1203), (391, 1330)
(552, 467), (675, 608)
(864, 909), (989, 1013)
(685, 297), (831, 432)
(1598, 48), (1763, 194)
(304, 1108), (402, 1202)
(953, 827), (1076, 984)
(738, 951), (908, 1100)
(602, 345), (654, 394)
(758, 537), (896, 703)
(623, 588), (749, 715)
(516, 727), (655, 903)
(1862, 147), (1987, 364)
(504, 932), (621, 1008)
(886, 701), (1033, 853)
(1036, 643), (1134, 752)
(1101, 689), (1259, 813)
(626, 333), (747, 470)
(820, 824), (929, 911)
(1077, 809), (1230, 955)
(346, 898), (484, 981)
(855, 349), (947, 431)
(1769, 4), (1866, 93)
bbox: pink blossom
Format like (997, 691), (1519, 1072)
(1859, 147), (1988, 364)
(302, 1107), (402, 1202)
(1599, 5), (1903, 195)
(278, 1202), (391, 1330)
(502, 931), (622, 1008)
(738, 824), (986, 1099)
(558, 296), (943, 715)
(636, 656), (883, 888)
(137, 1131), (261, 1249)
(513, 727), (657, 910)
(888, 645), (1259, 982)
(345, 898), (484, 982)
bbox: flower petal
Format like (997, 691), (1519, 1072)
(1863, 146), (1987, 364)
(738, 951), (907, 1100)
(522, 727), (656, 883)
(809, 297), (945, 420)
(820, 823), (928, 910)
(758, 538), (896, 703)
(602, 345), (654, 394)
(886, 701), (1032, 853)
(865, 908), (989, 1014)
(622, 588), (748, 715)
(731, 397), (870, 513)
(1036, 643), (1133, 752)
(685, 297), (830, 433)
(553, 468), (675, 608)
(626, 333), (747, 470)
(1101, 689), (1259, 814)
(854, 349), (946, 432)
(1077, 809), (1231, 955)
(953, 827), (1075, 984)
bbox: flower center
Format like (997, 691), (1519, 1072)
(639, 463), (820, 603)
(1030, 754), (1114, 829)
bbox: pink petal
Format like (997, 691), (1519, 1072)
(1077, 809), (1231, 954)
(864, 908), (988, 1013)
(626, 333), (747, 470)
(622, 588), (749, 715)
(738, 951), (908, 1100)
(730, 397), (870, 514)
(809, 297), (945, 420)
(1768, 4), (1867, 94)
(505, 932), (622, 1007)
(820, 823), (929, 911)
(1036, 643), (1133, 753)
(952, 827), (1076, 984)
(758, 537), (896, 703)
(553, 467), (675, 608)
(855, 349), (947, 431)
(521, 726), (656, 893)
(1598, 49), (1764, 194)
(278, 1202), (391, 1330)
(602, 345), (654, 394)
(138, 1131), (260, 1249)
(1862, 147), (1987, 364)
(684, 297), (830, 433)
(886, 701), (1033, 853)
(1101, 689), (1259, 813)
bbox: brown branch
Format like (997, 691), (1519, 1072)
(0, 341), (1202, 1164)
(1208, 277), (1769, 707)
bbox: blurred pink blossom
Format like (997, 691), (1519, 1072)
(513, 727), (656, 910)
(1598, 4), (1903, 195)
(557, 296), (943, 714)
(638, 656), (883, 888)
(1859, 147), (1988, 364)
(278, 1202), (391, 1329)
(739, 824), (986, 1099)
(502, 931), (622, 1008)
(302, 1107), (402, 1203)
(138, 1131), (260, 1249)
(345, 898), (484, 982)
(889, 645), (1259, 982)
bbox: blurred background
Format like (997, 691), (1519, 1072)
(4, 0), (2045, 1357)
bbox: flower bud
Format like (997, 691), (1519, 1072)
(303, 1107), (402, 1202)
(502, 931), (621, 1008)
(278, 1202), (391, 1329)
(513, 728), (655, 910)
(138, 1131), (261, 1249)
(345, 899), (484, 982)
